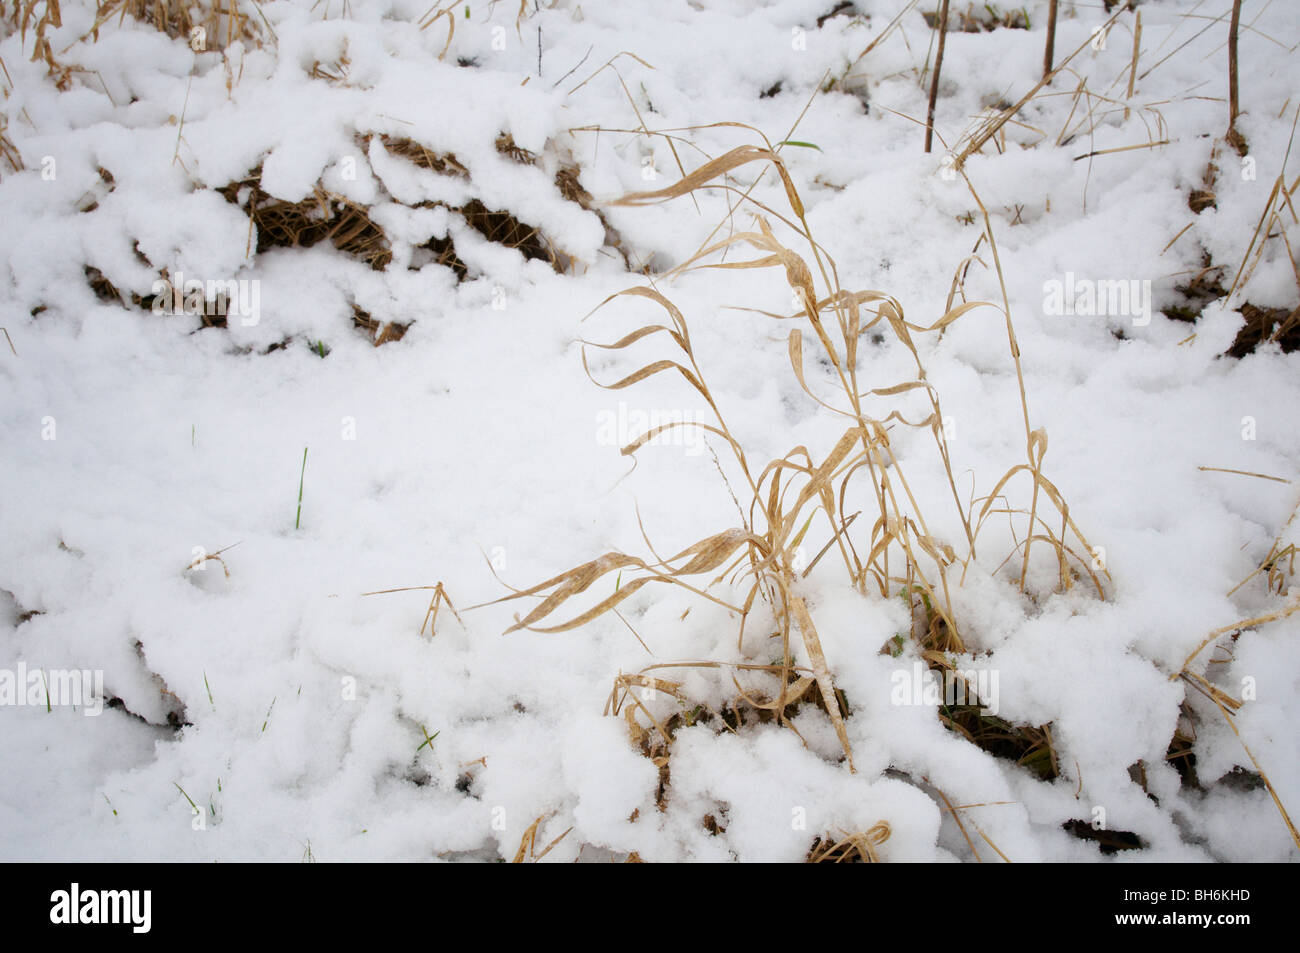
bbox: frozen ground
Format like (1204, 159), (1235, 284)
(1, 0), (1298, 862)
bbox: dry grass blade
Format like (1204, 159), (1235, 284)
(1197, 466), (1290, 484)
(931, 783), (982, 862)
(610, 144), (805, 220)
(471, 531), (753, 635)
(417, 4), (455, 59)
(789, 592), (853, 771)
(1125, 9), (1142, 120)
(850, 0), (918, 63)
(1172, 600), (1300, 678)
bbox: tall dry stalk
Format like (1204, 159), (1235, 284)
(1043, 0), (1058, 79)
(925, 0), (950, 154)
(1226, 0), (1247, 155)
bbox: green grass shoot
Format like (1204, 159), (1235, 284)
(174, 783), (198, 813)
(295, 447), (308, 530)
(416, 725), (440, 756)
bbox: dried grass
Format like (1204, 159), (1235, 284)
(89, 0), (267, 49)
(1179, 106), (1300, 356)
(494, 132), (536, 166)
(377, 130), (568, 273)
(1173, 601), (1300, 682)
(207, 142), (565, 300)
(603, 658), (845, 809)
(923, 3), (1028, 34)
(185, 541), (240, 578)
(1229, 493), (1300, 598)
(806, 822), (891, 862)
(476, 135), (1105, 794)
(309, 43), (352, 85)
(84, 264), (122, 304)
(928, 785), (1017, 862)
(20, 0), (1287, 859)
(352, 304), (409, 347)
(379, 134), (469, 179)
(1061, 818), (1143, 854)
(460, 198), (555, 268)
(1223, 108), (1300, 309)
(1042, 0), (1057, 78)
(0, 109), (20, 178)
(512, 814), (572, 863)
(924, 0), (950, 154)
(1167, 592), (1300, 850)
(419, 232), (469, 281)
(1228, 303), (1300, 357)
(218, 166), (392, 270)
(1226, 0), (1247, 156)
(2, 1), (269, 92)
(1181, 666), (1300, 851)
(361, 582), (467, 639)
(950, 3), (1133, 170)
(6, 1), (60, 65)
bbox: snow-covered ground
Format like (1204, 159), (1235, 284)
(1, 0), (1298, 862)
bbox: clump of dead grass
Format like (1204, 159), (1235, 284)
(352, 304), (409, 347)
(923, 2), (1028, 34)
(806, 822), (892, 862)
(218, 165), (393, 270)
(494, 132), (536, 166)
(72, 132), (583, 344)
(3, 0), (269, 88)
(473, 133), (1108, 801)
(378, 134), (469, 179)
(370, 133), (568, 275)
(5, 0), (80, 85)
(89, 0), (267, 49)
(459, 198), (556, 267)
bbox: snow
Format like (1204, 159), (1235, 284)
(1, 0), (1298, 862)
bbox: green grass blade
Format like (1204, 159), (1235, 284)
(295, 447), (308, 530)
